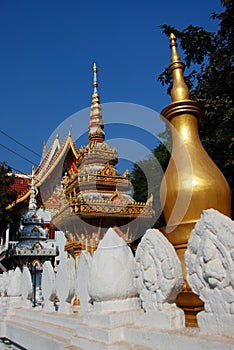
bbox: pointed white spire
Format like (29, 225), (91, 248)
(28, 166), (37, 211)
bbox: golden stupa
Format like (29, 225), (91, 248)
(160, 34), (231, 326)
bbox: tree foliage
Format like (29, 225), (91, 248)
(0, 162), (17, 237)
(131, 1), (233, 223)
(131, 143), (170, 228)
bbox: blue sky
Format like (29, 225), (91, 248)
(0, 0), (223, 174)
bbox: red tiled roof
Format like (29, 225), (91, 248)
(10, 175), (30, 194)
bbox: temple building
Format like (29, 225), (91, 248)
(3, 64), (154, 263)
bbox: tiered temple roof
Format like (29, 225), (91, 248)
(52, 64), (154, 253)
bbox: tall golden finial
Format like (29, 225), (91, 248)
(170, 33), (181, 62)
(169, 33), (190, 102)
(89, 63), (104, 142)
(93, 63), (97, 85)
(92, 62), (100, 105)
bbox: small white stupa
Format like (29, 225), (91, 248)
(8, 167), (57, 306)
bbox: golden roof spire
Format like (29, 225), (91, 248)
(169, 33), (190, 102)
(92, 62), (100, 105)
(170, 33), (181, 62)
(89, 63), (104, 142)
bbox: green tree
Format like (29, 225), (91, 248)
(158, 0), (234, 216)
(131, 142), (170, 228)
(0, 162), (17, 238)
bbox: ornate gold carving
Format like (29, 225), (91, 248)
(100, 164), (117, 177)
(88, 126), (105, 142)
(123, 169), (130, 179)
(61, 172), (70, 188)
(146, 193), (153, 206)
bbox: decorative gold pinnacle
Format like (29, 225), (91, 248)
(93, 63), (98, 86)
(92, 62), (100, 105)
(170, 33), (181, 62)
(169, 33), (190, 102)
(89, 63), (104, 142)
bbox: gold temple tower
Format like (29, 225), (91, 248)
(160, 34), (231, 326)
(52, 64), (154, 255)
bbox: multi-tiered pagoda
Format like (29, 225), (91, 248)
(52, 64), (154, 253)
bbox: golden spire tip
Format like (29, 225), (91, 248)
(168, 33), (190, 102)
(170, 33), (176, 42)
(170, 33), (181, 63)
(89, 62), (104, 142)
(93, 62), (98, 90)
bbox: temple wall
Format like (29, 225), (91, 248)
(0, 209), (233, 350)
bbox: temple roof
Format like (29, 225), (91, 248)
(7, 132), (79, 208)
(9, 173), (31, 194)
(35, 131), (79, 184)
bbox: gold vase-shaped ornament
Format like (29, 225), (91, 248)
(160, 34), (231, 326)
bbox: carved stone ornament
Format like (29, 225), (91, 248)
(41, 261), (56, 311)
(134, 228), (184, 312)
(185, 209), (234, 336)
(55, 255), (76, 313)
(7, 268), (22, 297)
(21, 267), (32, 303)
(88, 228), (139, 311)
(76, 251), (92, 315)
